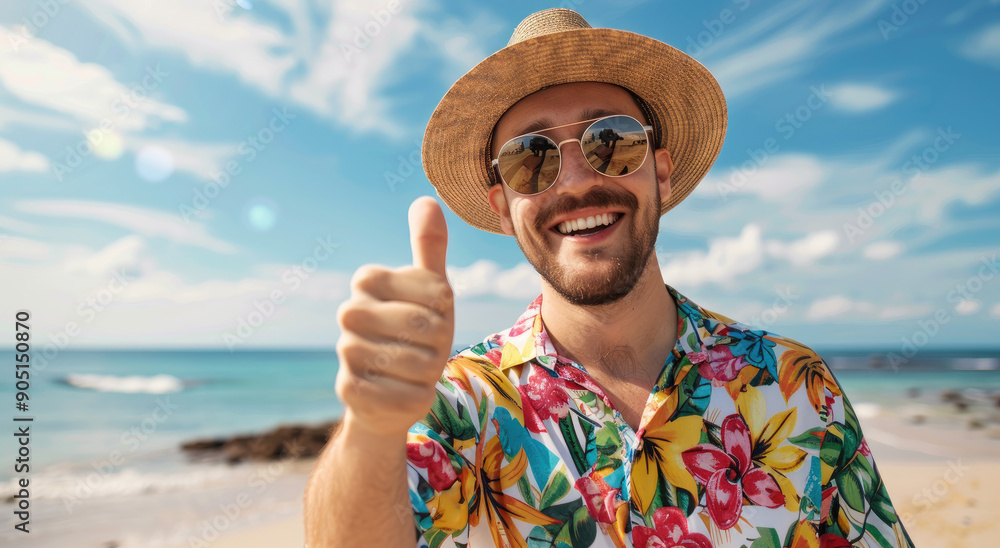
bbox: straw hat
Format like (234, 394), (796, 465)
(422, 8), (727, 234)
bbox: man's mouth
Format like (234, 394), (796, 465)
(554, 213), (622, 236)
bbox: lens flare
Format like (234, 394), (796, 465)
(90, 130), (124, 160)
(135, 145), (174, 183)
(244, 198), (278, 231)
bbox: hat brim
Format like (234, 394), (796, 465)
(422, 27), (727, 234)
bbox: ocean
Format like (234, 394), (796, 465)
(3, 348), (999, 477)
(1, 348), (998, 546)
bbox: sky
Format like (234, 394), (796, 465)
(0, 0), (998, 353)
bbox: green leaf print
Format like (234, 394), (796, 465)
(559, 415), (590, 476)
(518, 474), (536, 508)
(594, 422), (623, 470)
(787, 427), (825, 450)
(540, 471), (571, 509)
(529, 503), (596, 548)
(836, 466), (867, 513)
(568, 505), (598, 546)
(427, 395), (477, 442)
(746, 526), (782, 548)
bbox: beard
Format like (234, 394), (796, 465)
(511, 175), (661, 307)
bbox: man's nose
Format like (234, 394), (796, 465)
(552, 139), (601, 196)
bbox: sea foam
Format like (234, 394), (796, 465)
(62, 373), (185, 394)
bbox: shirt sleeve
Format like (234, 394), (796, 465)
(817, 371), (916, 547)
(405, 348), (486, 548)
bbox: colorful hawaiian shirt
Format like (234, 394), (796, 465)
(406, 285), (914, 548)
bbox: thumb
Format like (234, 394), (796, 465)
(408, 196), (448, 276)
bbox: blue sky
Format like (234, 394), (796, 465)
(0, 0), (998, 351)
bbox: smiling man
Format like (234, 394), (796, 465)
(305, 9), (914, 548)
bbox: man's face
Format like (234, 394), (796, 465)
(488, 82), (672, 306)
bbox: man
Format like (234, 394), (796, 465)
(305, 9), (914, 548)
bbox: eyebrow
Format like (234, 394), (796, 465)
(513, 107), (620, 136)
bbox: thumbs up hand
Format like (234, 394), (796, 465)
(335, 197), (455, 439)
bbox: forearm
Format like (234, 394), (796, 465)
(304, 416), (415, 548)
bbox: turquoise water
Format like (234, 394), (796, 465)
(1, 348), (998, 482)
(0, 350), (340, 479)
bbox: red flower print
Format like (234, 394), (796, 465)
(507, 296), (542, 337)
(406, 439), (458, 491)
(554, 363), (611, 404)
(859, 437), (872, 458)
(515, 383), (548, 433)
(574, 475), (621, 525)
(682, 415), (785, 529)
(483, 347), (503, 367)
(521, 367), (571, 421)
(691, 343), (747, 383)
(632, 507), (712, 548)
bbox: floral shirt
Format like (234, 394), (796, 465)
(406, 285), (914, 548)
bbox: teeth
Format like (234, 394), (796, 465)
(556, 213), (620, 234)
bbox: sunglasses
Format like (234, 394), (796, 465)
(491, 114), (653, 195)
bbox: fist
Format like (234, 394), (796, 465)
(335, 197), (455, 438)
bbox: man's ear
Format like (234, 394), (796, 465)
(487, 184), (515, 236)
(654, 147), (673, 203)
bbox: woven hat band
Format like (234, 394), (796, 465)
(507, 8), (592, 46)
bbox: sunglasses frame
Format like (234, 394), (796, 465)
(491, 114), (654, 196)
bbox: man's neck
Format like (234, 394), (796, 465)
(539, 255), (678, 388)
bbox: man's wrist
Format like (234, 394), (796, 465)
(337, 410), (411, 453)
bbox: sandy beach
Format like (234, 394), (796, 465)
(208, 515), (304, 548)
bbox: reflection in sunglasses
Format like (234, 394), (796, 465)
(494, 115), (652, 194)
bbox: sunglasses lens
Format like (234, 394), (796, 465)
(580, 116), (649, 176)
(496, 135), (561, 194)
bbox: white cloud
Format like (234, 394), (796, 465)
(661, 224), (764, 287)
(71, 0), (498, 134)
(954, 299), (982, 315)
(764, 230), (839, 266)
(289, 0), (423, 133)
(0, 236), (50, 261)
(0, 27), (187, 132)
(863, 241), (904, 260)
(0, 235), (351, 348)
(80, 0), (297, 97)
(700, 154), (826, 203)
(448, 260), (542, 300)
(905, 165), (1000, 223)
(991, 303), (1000, 318)
(15, 200), (237, 254)
(828, 83), (897, 112)
(0, 215), (41, 235)
(77, 0), (452, 134)
(878, 304), (933, 320)
(64, 234), (146, 276)
(125, 136), (234, 181)
(660, 224), (841, 288)
(806, 295), (875, 321)
(961, 22), (1000, 68)
(0, 138), (48, 173)
(0, 103), (78, 133)
(703, 0), (889, 97)
(806, 295), (936, 321)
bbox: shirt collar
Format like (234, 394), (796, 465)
(496, 284), (716, 371)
